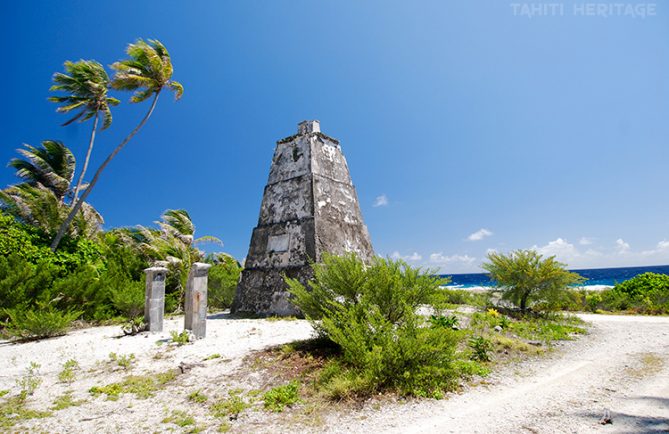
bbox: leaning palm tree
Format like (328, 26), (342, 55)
(121, 209), (221, 311)
(49, 60), (120, 202)
(3, 141), (103, 237)
(0, 183), (103, 238)
(50, 39), (184, 251)
(8, 140), (75, 202)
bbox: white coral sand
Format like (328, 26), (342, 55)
(1, 313), (668, 433)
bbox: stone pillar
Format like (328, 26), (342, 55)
(144, 266), (168, 332)
(184, 262), (212, 338)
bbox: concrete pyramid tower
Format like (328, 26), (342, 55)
(232, 120), (374, 316)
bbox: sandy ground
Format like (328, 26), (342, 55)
(1, 313), (668, 433)
(321, 314), (669, 434)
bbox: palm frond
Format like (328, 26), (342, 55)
(8, 141), (75, 200)
(50, 59), (114, 127)
(168, 81), (184, 100)
(101, 105), (113, 130)
(111, 38), (181, 104)
(194, 235), (223, 246)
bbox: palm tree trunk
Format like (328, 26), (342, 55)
(72, 112), (99, 205)
(50, 92), (161, 251)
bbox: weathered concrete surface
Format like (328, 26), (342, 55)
(184, 262), (211, 338)
(144, 266), (168, 332)
(232, 121), (374, 316)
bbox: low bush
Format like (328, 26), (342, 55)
(207, 254), (242, 310)
(162, 410), (196, 428)
(508, 314), (586, 343)
(435, 288), (491, 307)
(211, 390), (250, 418)
(0, 255), (58, 314)
(555, 273), (669, 315)
(89, 370), (177, 400)
(16, 362), (42, 399)
(4, 302), (82, 340)
(51, 391), (86, 411)
(287, 253), (461, 398)
(58, 359), (79, 383)
(607, 273), (669, 314)
(263, 381), (300, 412)
(170, 330), (191, 346)
(429, 314), (459, 329)
(468, 336), (492, 362)
(109, 352), (135, 370)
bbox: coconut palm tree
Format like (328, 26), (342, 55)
(3, 141), (103, 237)
(51, 39), (184, 251)
(0, 183), (103, 238)
(122, 209), (221, 311)
(8, 140), (75, 202)
(49, 60), (120, 202)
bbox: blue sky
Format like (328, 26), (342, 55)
(1, 1), (668, 273)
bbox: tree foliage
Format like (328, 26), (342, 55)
(1, 142), (102, 239)
(287, 254), (460, 398)
(207, 253), (242, 310)
(8, 141), (75, 201)
(482, 249), (584, 312)
(49, 60), (119, 129)
(51, 38), (184, 251)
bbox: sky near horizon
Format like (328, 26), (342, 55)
(1, 1), (668, 273)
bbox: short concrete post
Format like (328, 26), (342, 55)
(184, 262), (212, 338)
(144, 266), (168, 332)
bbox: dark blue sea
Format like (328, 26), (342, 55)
(442, 264), (669, 290)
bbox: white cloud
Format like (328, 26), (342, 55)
(390, 251), (422, 261)
(529, 237), (669, 269)
(467, 228), (493, 241)
(533, 238), (581, 263)
(615, 238), (630, 254)
(429, 252), (476, 265)
(373, 194), (388, 207)
(579, 237), (594, 246)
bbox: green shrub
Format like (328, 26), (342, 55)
(287, 253), (460, 398)
(110, 279), (144, 320)
(263, 381), (300, 412)
(4, 302), (82, 340)
(207, 255), (241, 310)
(211, 390), (250, 418)
(109, 352), (136, 369)
(51, 391), (86, 411)
(49, 265), (110, 320)
(0, 255), (58, 314)
(609, 273), (669, 313)
(509, 314), (586, 343)
(0, 227), (147, 324)
(89, 370), (177, 400)
(0, 214), (48, 264)
(52, 259), (144, 321)
(435, 288), (490, 307)
(188, 389), (208, 403)
(468, 336), (492, 362)
(170, 330), (191, 346)
(614, 272), (669, 299)
(429, 314), (459, 329)
(16, 362), (42, 399)
(162, 410), (196, 427)
(58, 359), (79, 383)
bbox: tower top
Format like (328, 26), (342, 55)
(298, 120), (320, 135)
